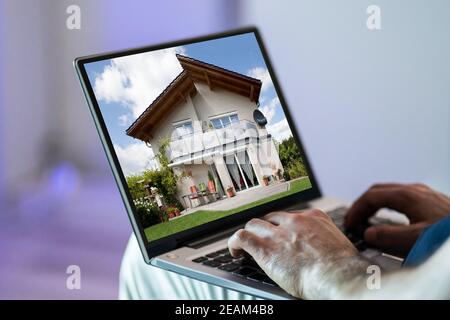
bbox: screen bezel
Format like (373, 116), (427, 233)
(74, 27), (322, 262)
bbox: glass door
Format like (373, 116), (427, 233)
(224, 151), (259, 192)
(237, 151), (259, 188)
(209, 164), (225, 198)
(225, 157), (246, 192)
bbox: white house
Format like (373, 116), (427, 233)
(126, 54), (284, 207)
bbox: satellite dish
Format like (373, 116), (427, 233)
(253, 109), (267, 127)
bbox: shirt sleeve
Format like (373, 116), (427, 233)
(403, 215), (450, 267)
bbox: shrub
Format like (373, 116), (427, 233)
(278, 136), (307, 179)
(126, 175), (148, 200)
(287, 161), (307, 179)
(207, 170), (214, 181)
(134, 198), (165, 228)
(126, 137), (185, 214)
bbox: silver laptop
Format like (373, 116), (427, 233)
(75, 27), (403, 300)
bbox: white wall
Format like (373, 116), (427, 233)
(239, 0), (450, 201)
(149, 93), (200, 153)
(193, 83), (257, 122)
(149, 82), (257, 156)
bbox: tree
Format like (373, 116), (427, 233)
(278, 136), (307, 180)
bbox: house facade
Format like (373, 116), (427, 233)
(126, 55), (284, 207)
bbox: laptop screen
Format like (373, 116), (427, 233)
(83, 31), (313, 243)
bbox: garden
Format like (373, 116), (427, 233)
(126, 139), (184, 229)
(126, 136), (310, 240)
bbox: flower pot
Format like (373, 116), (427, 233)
(226, 189), (235, 198)
(208, 180), (216, 193)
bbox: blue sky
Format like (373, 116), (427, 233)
(85, 32), (292, 176)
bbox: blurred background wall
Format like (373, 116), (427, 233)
(240, 0), (450, 199)
(0, 0), (448, 299)
(0, 0), (237, 299)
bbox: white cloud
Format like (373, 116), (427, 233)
(118, 114), (130, 127)
(93, 46), (185, 120)
(114, 142), (156, 176)
(267, 118), (292, 142)
(247, 67), (273, 92)
(259, 97), (280, 123)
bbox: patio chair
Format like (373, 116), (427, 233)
(189, 185), (202, 208)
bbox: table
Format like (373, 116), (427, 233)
(181, 191), (219, 209)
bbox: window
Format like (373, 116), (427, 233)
(210, 113), (239, 129)
(173, 121), (193, 139)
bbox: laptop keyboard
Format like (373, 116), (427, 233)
(192, 206), (367, 287)
(328, 206), (368, 251)
(192, 249), (278, 287)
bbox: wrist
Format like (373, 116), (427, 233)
(300, 254), (372, 299)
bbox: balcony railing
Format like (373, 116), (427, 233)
(168, 120), (259, 162)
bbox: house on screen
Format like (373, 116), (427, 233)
(126, 54), (284, 207)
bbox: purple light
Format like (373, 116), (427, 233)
(47, 162), (80, 196)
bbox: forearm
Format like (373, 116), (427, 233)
(304, 239), (450, 299)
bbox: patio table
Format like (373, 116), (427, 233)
(181, 191), (219, 209)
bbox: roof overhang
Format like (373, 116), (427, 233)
(126, 54), (263, 142)
(176, 54), (262, 103)
(126, 71), (197, 141)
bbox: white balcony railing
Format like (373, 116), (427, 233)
(168, 120), (259, 162)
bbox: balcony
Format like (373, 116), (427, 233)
(168, 120), (259, 163)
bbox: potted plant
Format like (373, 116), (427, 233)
(167, 207), (175, 219)
(226, 186), (235, 198)
(262, 175), (270, 186)
(199, 182), (207, 192)
(166, 206), (180, 218)
(207, 170), (216, 193)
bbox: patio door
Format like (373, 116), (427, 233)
(209, 164), (225, 198)
(224, 151), (258, 192)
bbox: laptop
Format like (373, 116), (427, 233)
(74, 27), (404, 299)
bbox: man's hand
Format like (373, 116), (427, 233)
(228, 209), (369, 299)
(345, 183), (450, 257)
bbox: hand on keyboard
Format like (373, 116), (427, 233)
(345, 183), (450, 257)
(228, 209), (369, 299)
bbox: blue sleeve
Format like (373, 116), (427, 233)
(403, 215), (450, 267)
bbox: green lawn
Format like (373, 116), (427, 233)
(144, 177), (312, 242)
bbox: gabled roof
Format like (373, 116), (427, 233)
(126, 54), (262, 142)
